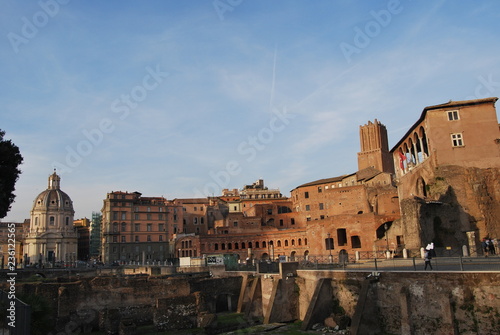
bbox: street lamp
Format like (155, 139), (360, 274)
(384, 223), (389, 251)
(327, 233), (333, 263)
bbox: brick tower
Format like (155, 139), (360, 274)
(357, 119), (394, 173)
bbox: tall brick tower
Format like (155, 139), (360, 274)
(357, 119), (394, 173)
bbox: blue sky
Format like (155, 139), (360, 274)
(1, 0), (500, 222)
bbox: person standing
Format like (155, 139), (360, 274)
(424, 250), (433, 270)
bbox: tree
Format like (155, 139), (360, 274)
(0, 129), (23, 218)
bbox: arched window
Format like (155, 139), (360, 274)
(49, 216), (55, 225)
(248, 242), (252, 248)
(262, 241), (266, 248)
(291, 239), (295, 246)
(241, 242), (246, 249)
(255, 241), (260, 248)
(277, 240), (282, 247)
(285, 240), (289, 247)
(235, 242), (239, 249)
(298, 238), (302, 246)
(214, 243), (219, 250)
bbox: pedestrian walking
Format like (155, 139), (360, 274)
(424, 250), (433, 270)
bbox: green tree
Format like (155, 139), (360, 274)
(0, 129), (23, 218)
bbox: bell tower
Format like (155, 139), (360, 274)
(357, 119), (394, 173)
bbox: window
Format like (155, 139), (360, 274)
(158, 224), (164, 232)
(121, 223), (126, 231)
(318, 186), (322, 193)
(135, 224), (140, 231)
(135, 214), (139, 220)
(291, 218), (295, 225)
(65, 217), (69, 225)
(337, 229), (348, 246)
(121, 236), (126, 243)
(50, 216), (55, 225)
(351, 236), (362, 248)
(319, 203), (324, 210)
(447, 110), (459, 121)
(147, 214), (152, 220)
(147, 224), (152, 231)
(121, 212), (126, 220)
(305, 192), (309, 199)
(147, 235), (151, 242)
(279, 219), (284, 226)
(267, 209), (272, 215)
(135, 236), (139, 242)
(233, 221), (238, 227)
(112, 236), (117, 243)
(305, 205), (310, 211)
(194, 217), (198, 224)
(159, 213), (163, 220)
(451, 133), (464, 147)
(112, 212), (118, 220)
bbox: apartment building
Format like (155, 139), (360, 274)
(101, 191), (182, 263)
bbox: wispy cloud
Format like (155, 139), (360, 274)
(2, 1), (500, 222)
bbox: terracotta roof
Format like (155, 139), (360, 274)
(293, 173), (353, 189)
(356, 166), (382, 181)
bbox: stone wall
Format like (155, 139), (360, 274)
(2, 273), (242, 333)
(4, 270), (499, 334)
(398, 165), (500, 250)
(295, 270), (500, 335)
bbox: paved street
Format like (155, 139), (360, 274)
(312, 256), (500, 272)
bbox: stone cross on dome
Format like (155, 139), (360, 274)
(48, 169), (61, 190)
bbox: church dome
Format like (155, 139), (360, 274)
(32, 172), (74, 213)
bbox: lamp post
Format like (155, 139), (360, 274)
(327, 233), (333, 263)
(384, 223), (389, 250)
(384, 223), (390, 259)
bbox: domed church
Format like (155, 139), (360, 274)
(24, 171), (78, 265)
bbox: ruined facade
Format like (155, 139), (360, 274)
(390, 97), (500, 251)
